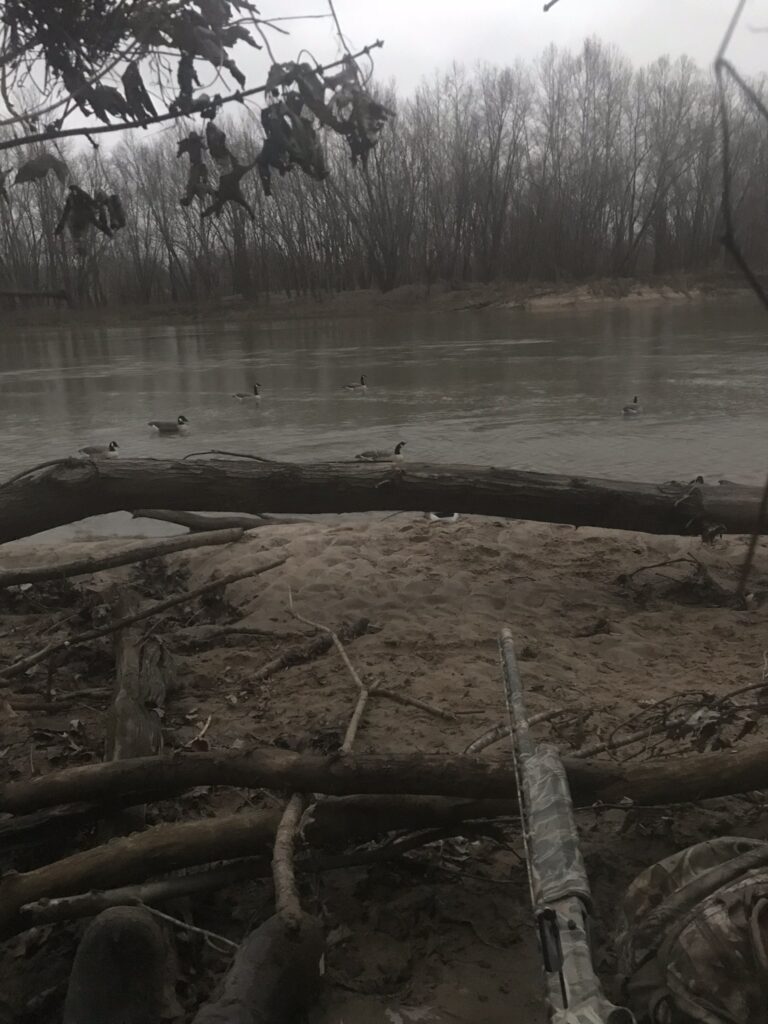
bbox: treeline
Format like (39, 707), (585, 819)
(1, 38), (766, 306)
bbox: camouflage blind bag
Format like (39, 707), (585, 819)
(616, 836), (768, 1023)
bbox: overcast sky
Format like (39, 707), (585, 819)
(258, 1), (768, 94)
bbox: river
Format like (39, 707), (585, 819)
(1, 298), (766, 536)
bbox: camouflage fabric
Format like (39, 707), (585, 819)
(524, 745), (594, 907)
(520, 746), (635, 1022)
(501, 628), (635, 1022)
(616, 837), (768, 1022)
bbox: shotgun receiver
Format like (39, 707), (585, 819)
(499, 627), (635, 1024)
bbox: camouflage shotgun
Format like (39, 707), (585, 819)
(499, 628), (635, 1024)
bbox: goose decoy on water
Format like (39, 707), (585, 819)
(355, 441), (406, 463)
(148, 415), (189, 435)
(622, 395), (642, 416)
(233, 384), (261, 400)
(79, 441), (119, 459)
(343, 374), (368, 392)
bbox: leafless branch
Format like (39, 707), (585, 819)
(464, 708), (569, 755)
(0, 557), (286, 682)
(1, 458), (78, 488)
(0, 40), (384, 154)
(144, 904), (238, 953)
(181, 449), (277, 462)
(327, 0), (351, 54)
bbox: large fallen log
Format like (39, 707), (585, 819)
(4, 739), (768, 817)
(0, 749), (523, 812)
(0, 527), (244, 587)
(0, 457), (762, 543)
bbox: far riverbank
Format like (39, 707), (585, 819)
(1, 273), (758, 328)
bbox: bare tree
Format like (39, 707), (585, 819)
(2, 39), (766, 308)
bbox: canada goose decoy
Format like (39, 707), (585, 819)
(427, 511), (460, 524)
(79, 441), (119, 459)
(355, 441), (406, 463)
(233, 384), (261, 400)
(622, 396), (642, 416)
(148, 415), (189, 435)
(343, 374), (368, 392)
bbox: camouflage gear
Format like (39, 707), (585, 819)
(617, 836), (768, 1022)
(525, 745), (593, 907)
(499, 629), (635, 1024)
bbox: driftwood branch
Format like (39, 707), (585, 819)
(19, 860), (265, 928)
(19, 826), (476, 929)
(171, 624), (308, 652)
(182, 451), (277, 463)
(0, 810), (278, 937)
(464, 708), (567, 754)
(374, 687), (459, 722)
(270, 595), (374, 943)
(288, 590), (377, 752)
(0, 556), (286, 681)
(286, 591), (452, 725)
(0, 801), (111, 851)
(8, 738), (768, 820)
(132, 510), (268, 531)
(0, 528), (244, 588)
(0, 796), (512, 938)
(272, 793), (306, 928)
(252, 617), (369, 683)
(1, 457), (76, 489)
(0, 458), (764, 543)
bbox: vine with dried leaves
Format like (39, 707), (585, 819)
(0, 0), (393, 259)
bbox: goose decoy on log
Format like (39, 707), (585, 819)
(148, 415), (189, 434)
(355, 441), (406, 463)
(79, 441), (120, 459)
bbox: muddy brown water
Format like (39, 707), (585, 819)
(1, 299), (766, 537)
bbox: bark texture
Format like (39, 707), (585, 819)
(0, 458), (760, 543)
